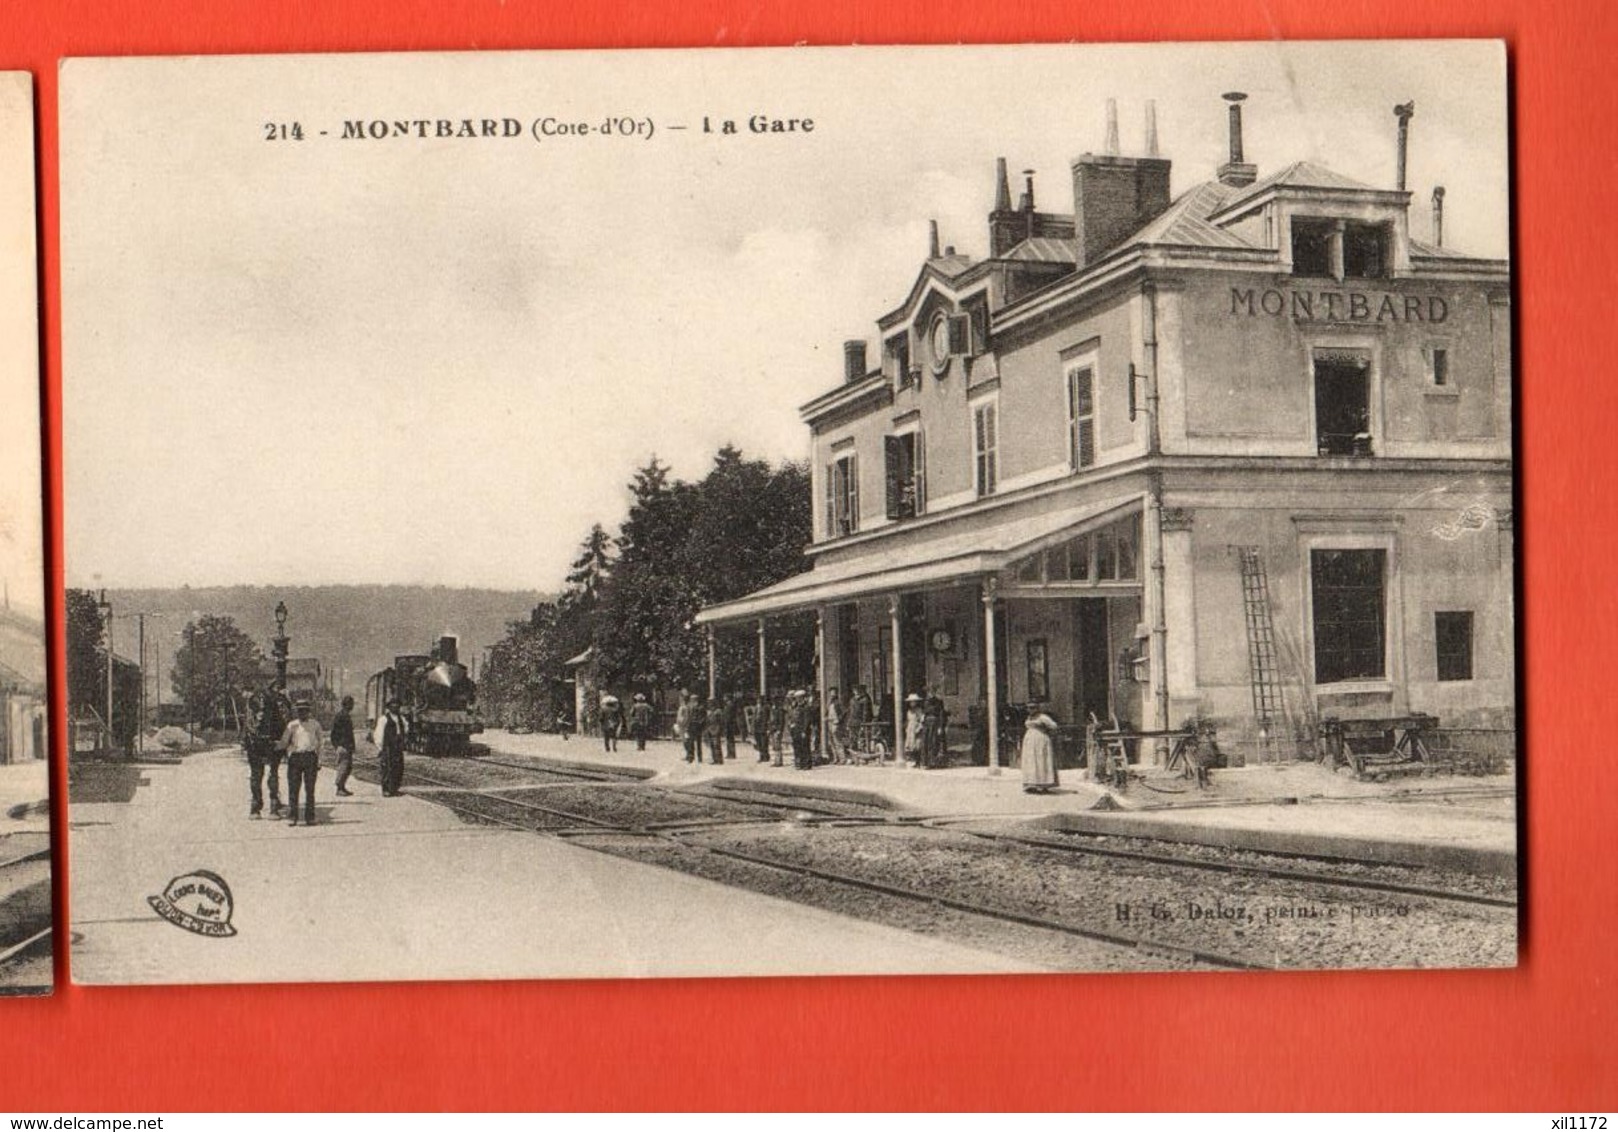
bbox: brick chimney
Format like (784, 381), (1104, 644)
(1070, 102), (1172, 267)
(1217, 92), (1257, 187)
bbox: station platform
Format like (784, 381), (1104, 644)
(67, 744), (1038, 984)
(486, 729), (1519, 874)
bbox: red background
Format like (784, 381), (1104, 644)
(6, 0), (1615, 1112)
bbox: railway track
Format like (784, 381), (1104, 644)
(924, 822), (1517, 910)
(419, 785), (1258, 971)
(392, 753), (1514, 969)
(428, 756), (1515, 912)
(0, 846), (53, 989)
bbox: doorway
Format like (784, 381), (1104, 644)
(1072, 597), (1111, 726)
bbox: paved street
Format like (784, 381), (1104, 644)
(69, 745), (1037, 984)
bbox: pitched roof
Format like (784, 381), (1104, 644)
(1123, 181), (1254, 251)
(999, 237), (1080, 264)
(925, 253), (974, 277)
(1218, 160), (1382, 214)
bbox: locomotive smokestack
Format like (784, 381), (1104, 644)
(1394, 101), (1415, 191)
(438, 635), (459, 665)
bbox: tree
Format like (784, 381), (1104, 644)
(172, 615), (264, 730)
(65, 588), (144, 751)
(65, 589), (105, 719)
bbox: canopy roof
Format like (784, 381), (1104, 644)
(695, 495), (1139, 626)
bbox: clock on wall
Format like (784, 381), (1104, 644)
(930, 627), (955, 654)
(929, 312), (952, 375)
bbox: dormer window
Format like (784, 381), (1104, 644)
(1291, 219), (1336, 277)
(1343, 221), (1389, 279)
(1292, 217), (1391, 281)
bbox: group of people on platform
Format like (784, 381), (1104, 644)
(583, 684), (956, 772)
(241, 686), (409, 826)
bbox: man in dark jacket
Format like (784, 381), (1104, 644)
(378, 698), (407, 797)
(787, 690), (814, 771)
(628, 693), (654, 751)
(685, 696), (707, 764)
(247, 685), (290, 818)
(331, 695), (357, 796)
(703, 698), (726, 765)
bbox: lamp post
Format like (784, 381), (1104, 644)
(273, 601), (290, 693)
(98, 590), (113, 751)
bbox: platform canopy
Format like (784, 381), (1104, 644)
(694, 493), (1141, 627)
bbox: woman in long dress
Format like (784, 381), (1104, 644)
(1020, 711), (1060, 794)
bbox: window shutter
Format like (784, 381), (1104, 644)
(915, 429), (927, 514)
(884, 435), (902, 519)
(850, 454), (859, 528)
(824, 464), (835, 537)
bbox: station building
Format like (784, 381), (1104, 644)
(695, 95), (1513, 767)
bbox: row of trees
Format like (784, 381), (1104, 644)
(66, 589), (268, 740)
(479, 446), (816, 729)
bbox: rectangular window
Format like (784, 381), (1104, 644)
(1115, 514), (1139, 580)
(1311, 548), (1387, 684)
(829, 453), (859, 537)
(1435, 611), (1474, 682)
(1063, 534), (1090, 581)
(1315, 350), (1373, 456)
(1343, 222), (1388, 279)
(888, 334), (912, 389)
(1291, 218), (1336, 277)
(1431, 347), (1449, 387)
(1068, 365), (1096, 469)
(884, 431), (924, 520)
(1095, 528), (1118, 580)
(1026, 639), (1050, 703)
(973, 401), (998, 497)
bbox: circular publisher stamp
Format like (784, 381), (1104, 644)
(147, 869), (238, 937)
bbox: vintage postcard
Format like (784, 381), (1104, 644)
(0, 71), (51, 996)
(61, 43), (1515, 985)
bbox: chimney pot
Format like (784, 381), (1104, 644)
(1217, 91), (1257, 187)
(928, 219), (940, 259)
(993, 157), (1011, 212)
(1432, 185), (1446, 247)
(1144, 99), (1159, 157)
(1104, 98), (1120, 155)
(944, 245), (955, 256)
(843, 339), (867, 384)
(1394, 101), (1415, 191)
(1022, 169), (1036, 212)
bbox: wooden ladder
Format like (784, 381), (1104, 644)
(1235, 547), (1282, 762)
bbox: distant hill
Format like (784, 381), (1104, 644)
(102, 584), (548, 701)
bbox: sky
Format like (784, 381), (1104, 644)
(0, 72), (42, 619)
(60, 42), (1509, 593)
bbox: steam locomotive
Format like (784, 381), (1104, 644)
(365, 635), (483, 755)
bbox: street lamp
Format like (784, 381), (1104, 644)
(273, 601), (290, 692)
(98, 590), (113, 752)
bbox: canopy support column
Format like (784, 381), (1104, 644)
(816, 606), (828, 758)
(756, 619), (767, 700)
(888, 594), (904, 764)
(983, 576), (1001, 776)
(706, 626), (717, 700)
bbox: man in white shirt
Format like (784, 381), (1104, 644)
(279, 700), (325, 827)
